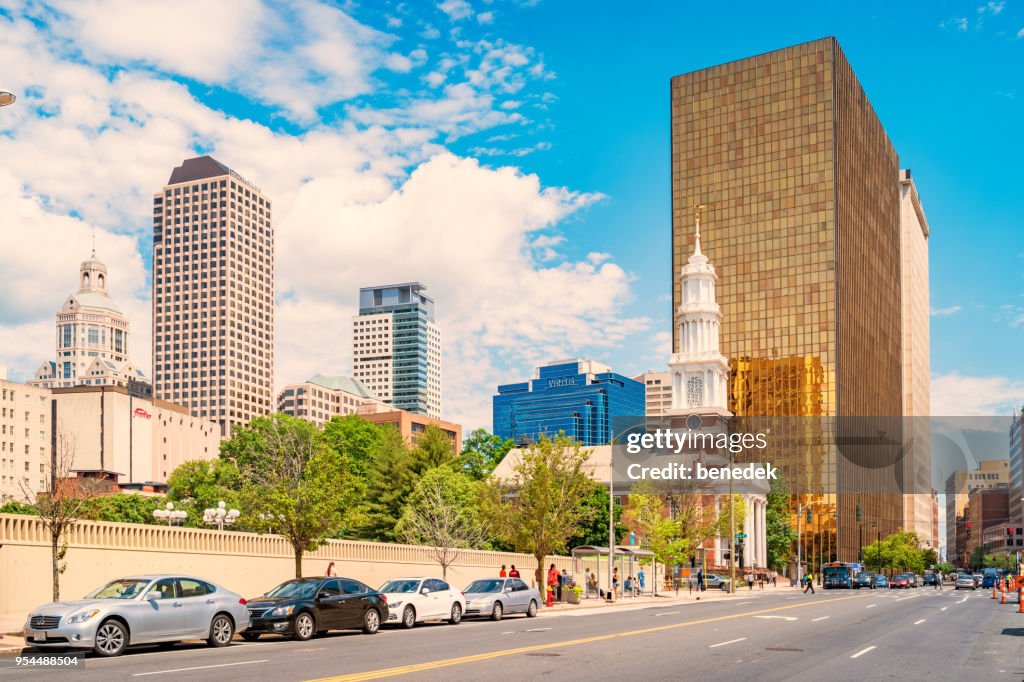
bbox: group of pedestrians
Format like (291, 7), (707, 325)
(498, 564), (521, 578)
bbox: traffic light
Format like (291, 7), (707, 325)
(856, 505), (862, 522)
(806, 508), (812, 524)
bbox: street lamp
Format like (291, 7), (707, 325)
(153, 501), (187, 526)
(203, 500), (240, 531)
(0, 92), (15, 107)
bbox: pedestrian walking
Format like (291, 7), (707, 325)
(696, 568), (705, 592)
(758, 573), (764, 590)
(325, 561), (337, 577)
(935, 572), (941, 590)
(746, 571), (754, 590)
(803, 572), (815, 594)
(612, 567), (620, 598)
(509, 565), (520, 578)
(500, 564), (507, 577)
(637, 566), (646, 594)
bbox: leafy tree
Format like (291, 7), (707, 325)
(166, 459), (242, 526)
(0, 501), (36, 515)
(936, 561), (955, 575)
(459, 429), (514, 480)
(968, 546), (986, 572)
(396, 466), (487, 579)
(765, 479), (796, 571)
(623, 480), (665, 543)
(80, 494), (165, 524)
(483, 434), (595, 586)
(984, 553), (1015, 570)
(411, 425), (459, 472)
(921, 547), (938, 568)
(361, 426), (416, 542)
(862, 530), (928, 575)
(222, 414), (362, 577)
(322, 414), (383, 482)
(566, 482), (628, 549)
(647, 517), (694, 568)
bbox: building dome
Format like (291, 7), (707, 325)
(79, 249), (109, 294)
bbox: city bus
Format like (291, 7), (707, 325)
(822, 562), (856, 589)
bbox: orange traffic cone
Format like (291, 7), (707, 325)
(993, 584), (999, 599)
(1001, 587), (1007, 604)
(1018, 588), (1024, 614)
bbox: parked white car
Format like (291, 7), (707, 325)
(24, 575), (249, 657)
(378, 577), (466, 628)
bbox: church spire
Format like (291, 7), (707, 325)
(692, 204), (705, 257)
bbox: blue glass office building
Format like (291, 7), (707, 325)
(493, 359), (645, 446)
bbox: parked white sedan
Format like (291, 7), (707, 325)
(378, 577), (466, 628)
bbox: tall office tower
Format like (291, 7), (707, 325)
(671, 38), (905, 561)
(352, 283), (441, 417)
(153, 156), (274, 437)
(899, 169), (933, 545)
(1009, 407), (1023, 526)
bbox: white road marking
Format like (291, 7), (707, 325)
(655, 611), (680, 617)
(941, 606), (947, 611)
(895, 596), (916, 602)
(754, 615), (797, 621)
(812, 616), (829, 622)
(866, 604), (876, 608)
(736, 602), (753, 605)
(850, 646), (876, 659)
(709, 637), (747, 648)
(526, 628), (552, 632)
(913, 619), (926, 625)
(132, 660), (268, 677)
(957, 596), (968, 604)
(501, 631), (514, 635)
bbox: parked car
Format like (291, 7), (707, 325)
(907, 574), (921, 588)
(889, 574), (910, 589)
(922, 572), (939, 586)
(244, 577), (387, 640)
(955, 574), (976, 591)
(688, 573), (732, 591)
(378, 577), (466, 628)
(874, 574), (889, 589)
(462, 578), (541, 621)
(24, 575), (248, 657)
(854, 572), (875, 589)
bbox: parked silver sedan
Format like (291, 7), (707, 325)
(462, 578), (541, 621)
(24, 575), (249, 657)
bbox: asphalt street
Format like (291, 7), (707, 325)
(1, 587), (1019, 681)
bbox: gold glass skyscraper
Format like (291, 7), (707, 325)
(671, 38), (904, 562)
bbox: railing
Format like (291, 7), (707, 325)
(0, 513), (554, 568)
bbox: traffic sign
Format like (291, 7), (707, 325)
(735, 533), (747, 539)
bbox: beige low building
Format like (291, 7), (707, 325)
(52, 385), (221, 484)
(633, 371), (673, 416)
(0, 374), (52, 503)
(276, 375), (386, 427)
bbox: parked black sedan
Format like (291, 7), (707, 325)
(244, 577), (387, 640)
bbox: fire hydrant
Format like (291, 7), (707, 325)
(546, 586), (555, 607)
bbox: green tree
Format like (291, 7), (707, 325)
(936, 562), (955, 575)
(765, 480), (796, 571)
(483, 434), (595, 586)
(863, 530), (928, 575)
(80, 494), (165, 524)
(362, 426), (416, 542)
(459, 429), (514, 480)
(0, 501), (36, 515)
(411, 425), (459, 472)
(623, 480), (665, 543)
(984, 553), (1015, 570)
(566, 482), (628, 549)
(968, 546), (986, 572)
(166, 459), (242, 526)
(222, 414), (362, 577)
(396, 466), (487, 579)
(322, 414), (383, 482)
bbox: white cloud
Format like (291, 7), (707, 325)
(477, 11), (494, 24)
(438, 0), (473, 21)
(931, 372), (1024, 415)
(930, 305), (962, 316)
(978, 1), (1005, 14)
(939, 17), (969, 31)
(1017, 26), (1024, 38)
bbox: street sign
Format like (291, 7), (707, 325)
(735, 533), (747, 539)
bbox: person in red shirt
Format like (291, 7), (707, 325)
(509, 565), (521, 578)
(499, 564), (508, 577)
(547, 564), (560, 601)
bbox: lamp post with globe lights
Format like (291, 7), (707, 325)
(203, 501), (240, 532)
(153, 502), (187, 527)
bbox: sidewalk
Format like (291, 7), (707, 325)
(542, 583), (795, 615)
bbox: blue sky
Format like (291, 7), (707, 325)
(0, 0), (1021, 429)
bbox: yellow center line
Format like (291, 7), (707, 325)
(308, 593), (868, 682)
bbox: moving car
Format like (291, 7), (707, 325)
(378, 577), (466, 628)
(955, 574), (976, 590)
(907, 574), (921, 588)
(244, 577), (387, 640)
(982, 569), (998, 589)
(24, 575), (248, 657)
(874, 574), (889, 589)
(972, 573), (984, 588)
(462, 578), (541, 621)
(688, 573), (732, 591)
(889, 574), (910, 589)
(854, 572), (875, 589)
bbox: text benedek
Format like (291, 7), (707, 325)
(625, 462), (778, 481)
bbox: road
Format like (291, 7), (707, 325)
(1, 587), (1019, 681)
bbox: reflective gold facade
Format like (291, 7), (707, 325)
(671, 38), (904, 563)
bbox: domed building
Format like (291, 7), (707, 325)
(31, 250), (150, 396)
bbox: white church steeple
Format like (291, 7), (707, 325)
(668, 205), (731, 416)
